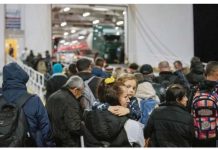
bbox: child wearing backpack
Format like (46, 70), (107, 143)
(93, 74), (141, 121)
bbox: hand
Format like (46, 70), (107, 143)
(108, 106), (130, 116)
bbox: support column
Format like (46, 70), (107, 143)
(24, 4), (51, 56)
(0, 4), (5, 74)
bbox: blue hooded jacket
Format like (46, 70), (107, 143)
(2, 62), (55, 147)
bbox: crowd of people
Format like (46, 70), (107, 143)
(0, 54), (218, 147)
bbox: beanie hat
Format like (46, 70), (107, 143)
(52, 63), (63, 74)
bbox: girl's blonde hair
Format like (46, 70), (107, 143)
(116, 73), (138, 85)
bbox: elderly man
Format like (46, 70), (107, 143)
(46, 75), (84, 147)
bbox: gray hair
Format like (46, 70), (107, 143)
(64, 75), (84, 89)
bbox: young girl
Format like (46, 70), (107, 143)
(93, 73), (141, 120)
(90, 80), (145, 147)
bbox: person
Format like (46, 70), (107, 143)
(46, 76), (84, 147)
(20, 47), (29, 64)
(76, 58), (103, 109)
(173, 60), (190, 90)
(45, 63), (68, 100)
(139, 64), (166, 102)
(156, 61), (183, 89)
(92, 57), (109, 78)
(8, 44), (14, 57)
(66, 63), (78, 78)
(93, 74), (141, 121)
(112, 67), (127, 79)
(186, 56), (205, 87)
(134, 73), (159, 126)
(45, 50), (52, 74)
(190, 61), (218, 147)
(127, 63), (139, 74)
(33, 53), (47, 74)
(86, 80), (144, 147)
(26, 50), (35, 67)
(144, 84), (194, 147)
(2, 62), (55, 147)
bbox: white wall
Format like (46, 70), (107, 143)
(24, 4), (51, 57)
(0, 5), (5, 74)
(128, 4), (194, 67)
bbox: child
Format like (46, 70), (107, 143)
(93, 73), (141, 120)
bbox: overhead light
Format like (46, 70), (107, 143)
(93, 20), (99, 24)
(64, 42), (69, 45)
(112, 17), (116, 23)
(93, 37), (97, 40)
(115, 27), (119, 30)
(78, 36), (85, 40)
(71, 29), (76, 33)
(83, 12), (90, 17)
(94, 29), (98, 32)
(93, 8), (109, 11)
(63, 7), (70, 12)
(116, 32), (120, 35)
(64, 32), (69, 36)
(60, 40), (65, 44)
(123, 11), (126, 15)
(116, 21), (124, 26)
(72, 40), (78, 44)
(61, 22), (67, 27)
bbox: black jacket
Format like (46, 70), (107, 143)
(144, 102), (194, 147)
(186, 62), (205, 86)
(155, 71), (182, 89)
(84, 110), (131, 147)
(46, 88), (83, 147)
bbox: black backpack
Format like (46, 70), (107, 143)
(0, 93), (33, 147)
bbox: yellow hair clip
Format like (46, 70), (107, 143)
(104, 76), (115, 84)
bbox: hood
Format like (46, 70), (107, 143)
(191, 63), (204, 74)
(135, 82), (160, 102)
(2, 62), (29, 102)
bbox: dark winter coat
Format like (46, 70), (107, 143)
(2, 62), (55, 147)
(92, 67), (109, 78)
(155, 71), (183, 89)
(84, 110), (131, 147)
(144, 102), (194, 147)
(186, 62), (205, 86)
(46, 88), (83, 147)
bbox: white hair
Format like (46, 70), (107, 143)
(64, 75), (84, 89)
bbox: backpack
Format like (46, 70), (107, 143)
(138, 98), (157, 127)
(0, 93), (33, 147)
(191, 89), (218, 140)
(81, 76), (99, 110)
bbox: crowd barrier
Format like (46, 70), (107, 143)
(6, 55), (45, 104)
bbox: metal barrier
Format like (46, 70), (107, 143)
(6, 55), (45, 104)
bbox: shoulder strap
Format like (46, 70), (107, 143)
(14, 93), (34, 108)
(85, 76), (96, 84)
(0, 94), (7, 106)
